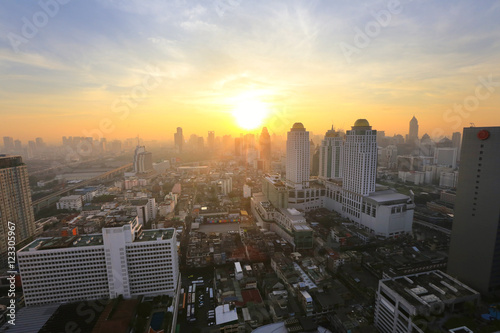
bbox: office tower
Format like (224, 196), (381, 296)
(0, 155), (36, 257)
(319, 126), (343, 179)
(133, 146), (153, 174)
(286, 122), (310, 189)
(207, 131), (215, 151)
(17, 220), (179, 306)
(174, 127), (183, 153)
(259, 127), (271, 170)
(448, 126), (500, 294)
(2, 137), (14, 152)
(343, 119), (377, 196)
(434, 147), (457, 169)
(452, 131), (461, 161)
(408, 116), (418, 143)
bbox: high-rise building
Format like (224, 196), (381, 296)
(207, 131), (215, 151)
(133, 146), (153, 174)
(2, 137), (14, 152)
(408, 116), (419, 143)
(448, 126), (500, 294)
(17, 219), (179, 306)
(286, 123), (310, 189)
(259, 127), (271, 171)
(343, 119), (377, 196)
(0, 155), (36, 258)
(319, 126), (343, 179)
(452, 131), (461, 161)
(174, 127), (183, 153)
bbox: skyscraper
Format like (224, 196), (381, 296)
(319, 126), (343, 179)
(343, 119), (377, 196)
(448, 126), (500, 294)
(408, 116), (419, 143)
(259, 127), (271, 171)
(174, 127), (183, 153)
(2, 137), (14, 152)
(286, 123), (310, 189)
(0, 155), (36, 259)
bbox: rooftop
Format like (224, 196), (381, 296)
(20, 228), (175, 252)
(382, 270), (479, 308)
(365, 189), (410, 204)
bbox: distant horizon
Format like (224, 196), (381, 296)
(5, 119), (497, 147)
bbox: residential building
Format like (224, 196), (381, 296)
(56, 195), (83, 211)
(319, 127), (343, 179)
(286, 123), (310, 189)
(0, 155), (36, 257)
(17, 219), (178, 306)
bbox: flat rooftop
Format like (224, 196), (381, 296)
(365, 189), (410, 204)
(382, 270), (479, 308)
(20, 228), (175, 252)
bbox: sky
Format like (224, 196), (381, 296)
(1, 0), (500, 143)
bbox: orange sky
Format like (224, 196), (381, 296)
(1, 1), (500, 143)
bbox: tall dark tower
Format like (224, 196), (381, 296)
(448, 127), (500, 294)
(408, 116), (419, 144)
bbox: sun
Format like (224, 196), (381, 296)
(232, 100), (269, 130)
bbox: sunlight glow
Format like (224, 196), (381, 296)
(232, 99), (269, 130)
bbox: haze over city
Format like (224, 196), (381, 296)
(2, 1), (500, 333)
(2, 0), (500, 142)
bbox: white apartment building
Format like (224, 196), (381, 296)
(17, 218), (178, 306)
(56, 195), (83, 211)
(286, 123), (310, 189)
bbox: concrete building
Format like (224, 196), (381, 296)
(439, 171), (459, 188)
(434, 147), (458, 169)
(133, 146), (153, 174)
(342, 119), (377, 220)
(130, 198), (156, 225)
(448, 127), (500, 294)
(17, 219), (178, 306)
(374, 270), (479, 333)
(286, 123), (310, 189)
(0, 155), (36, 257)
(56, 195), (83, 211)
(319, 127), (343, 180)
